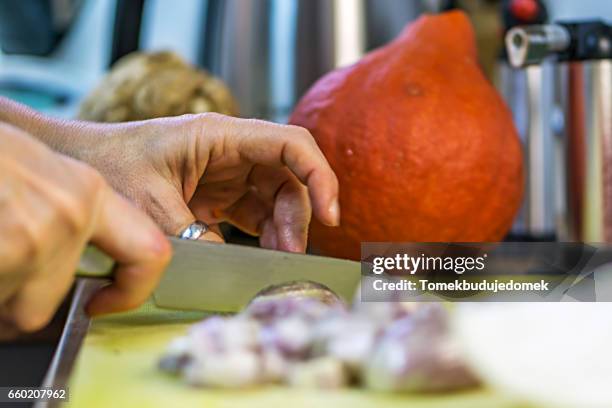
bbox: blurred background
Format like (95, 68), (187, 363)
(0, 0), (611, 392)
(0, 0), (611, 243)
(0, 0), (609, 119)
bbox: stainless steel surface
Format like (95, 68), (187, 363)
(154, 238), (360, 312)
(36, 279), (103, 408)
(499, 61), (559, 238)
(502, 20), (612, 241)
(506, 24), (571, 68)
(202, 0), (420, 122)
(524, 63), (557, 237)
(561, 60), (612, 241)
(77, 238), (361, 312)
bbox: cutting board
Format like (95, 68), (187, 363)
(67, 301), (530, 408)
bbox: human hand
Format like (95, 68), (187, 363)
(76, 113), (339, 252)
(0, 123), (170, 336)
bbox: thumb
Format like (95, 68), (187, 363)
(149, 183), (224, 243)
(86, 184), (171, 316)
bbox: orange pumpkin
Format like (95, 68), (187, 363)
(290, 11), (524, 260)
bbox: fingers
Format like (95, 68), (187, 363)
(142, 182), (225, 243)
(203, 166), (311, 252)
(224, 187), (309, 252)
(259, 218), (278, 249)
(5, 243), (81, 331)
(268, 178), (311, 252)
(220, 190), (271, 236)
(248, 166), (311, 252)
(205, 116), (340, 227)
(86, 186), (171, 316)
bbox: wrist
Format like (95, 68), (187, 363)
(0, 96), (113, 162)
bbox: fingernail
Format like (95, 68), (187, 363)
(329, 199), (340, 226)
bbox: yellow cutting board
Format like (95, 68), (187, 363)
(67, 301), (530, 408)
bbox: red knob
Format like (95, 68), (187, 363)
(510, 0), (539, 22)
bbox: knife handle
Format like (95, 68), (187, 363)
(76, 245), (115, 278)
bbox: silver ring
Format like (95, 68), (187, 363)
(179, 220), (209, 240)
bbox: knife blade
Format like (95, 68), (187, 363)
(77, 237), (361, 312)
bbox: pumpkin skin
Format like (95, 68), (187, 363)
(289, 11), (524, 260)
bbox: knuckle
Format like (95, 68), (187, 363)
(151, 235), (173, 266)
(78, 162), (107, 195)
(9, 239), (38, 271)
(59, 197), (92, 234)
(61, 163), (106, 233)
(331, 172), (340, 189)
(199, 111), (224, 121)
(159, 237), (173, 262)
(289, 125), (314, 142)
(196, 112), (232, 142)
(197, 111), (227, 129)
(8, 214), (46, 269)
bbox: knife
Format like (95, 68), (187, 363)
(77, 237), (361, 313)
